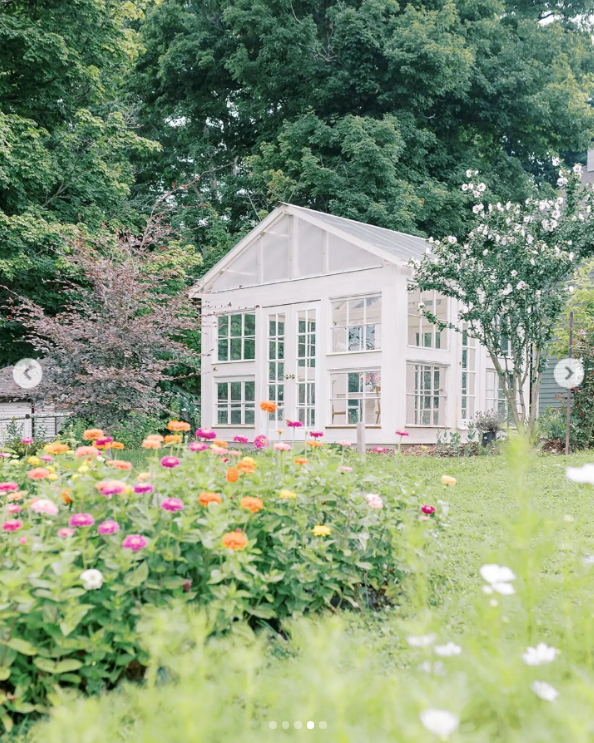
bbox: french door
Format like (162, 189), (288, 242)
(265, 302), (318, 435)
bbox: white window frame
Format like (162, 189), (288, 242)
(485, 369), (510, 420)
(329, 293), (382, 354)
(328, 369), (382, 428)
(267, 313), (285, 424)
(215, 378), (256, 426)
(406, 363), (447, 427)
(217, 312), (256, 363)
(407, 289), (448, 350)
(461, 326), (476, 422)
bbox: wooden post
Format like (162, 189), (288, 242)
(565, 311), (574, 456)
(356, 422), (366, 455)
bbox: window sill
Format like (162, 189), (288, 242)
(214, 425), (256, 428)
(326, 425), (382, 429)
(214, 360), (256, 365)
(405, 424), (448, 429)
(327, 349), (381, 356)
(406, 345), (449, 353)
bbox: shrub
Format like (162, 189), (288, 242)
(0, 431), (437, 728)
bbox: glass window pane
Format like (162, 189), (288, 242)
(278, 341), (284, 360)
(230, 338), (242, 360)
(245, 406), (255, 425)
(230, 407), (242, 424)
(230, 382), (241, 400)
(269, 341), (276, 360)
(348, 327), (362, 351)
(244, 338), (255, 360)
(244, 381), (255, 401)
(348, 373), (361, 394)
(217, 407), (228, 425)
(269, 319), (277, 337)
(332, 327), (346, 353)
(244, 314), (256, 335)
(349, 298), (365, 325)
(230, 315), (242, 337)
(217, 383), (228, 401)
(218, 340), (229, 361)
(365, 325), (376, 351)
(218, 315), (228, 337)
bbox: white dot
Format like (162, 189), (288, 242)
(307, 721), (315, 729)
(319, 721), (327, 729)
(269, 722), (277, 729)
(294, 721), (302, 729)
(282, 722), (289, 729)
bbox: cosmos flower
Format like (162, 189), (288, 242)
(480, 564), (516, 595)
(522, 643), (558, 666)
(419, 709), (460, 737)
(434, 643), (462, 657)
(530, 681), (559, 702)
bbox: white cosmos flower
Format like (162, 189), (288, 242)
(480, 564), (516, 594)
(472, 204), (484, 214)
(516, 281), (528, 290)
(566, 464), (594, 485)
(557, 176), (568, 187)
(407, 633), (436, 647)
(573, 163), (583, 174)
(552, 157), (560, 166)
(461, 183), (469, 191)
(477, 182), (486, 191)
(522, 643), (558, 666)
(465, 169), (473, 178)
(80, 569), (103, 590)
(434, 642), (462, 657)
(502, 284), (513, 296)
(447, 235), (457, 244)
(420, 709), (460, 737)
(531, 680), (559, 702)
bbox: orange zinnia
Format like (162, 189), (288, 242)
(213, 439), (228, 449)
(167, 421), (191, 432)
(110, 441), (125, 450)
(164, 434), (182, 445)
(82, 428), (104, 441)
(226, 466), (239, 483)
(106, 459), (132, 471)
(260, 401), (277, 413)
(306, 439), (322, 448)
(60, 488), (72, 504)
(44, 442), (70, 455)
(294, 457), (309, 465)
(28, 468), (50, 480)
(142, 438), (162, 450)
(241, 496), (263, 513)
(222, 529), (248, 550)
(237, 457), (257, 474)
(199, 491), (222, 506)
(137, 472), (152, 481)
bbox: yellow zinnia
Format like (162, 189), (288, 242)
(312, 525), (331, 537)
(279, 489), (297, 499)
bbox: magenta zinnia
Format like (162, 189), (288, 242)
(122, 534), (148, 551)
(98, 520), (120, 535)
(161, 456), (180, 468)
(161, 497), (184, 513)
(69, 513), (95, 528)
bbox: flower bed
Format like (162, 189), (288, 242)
(0, 425), (441, 725)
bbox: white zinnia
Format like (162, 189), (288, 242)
(480, 564), (516, 595)
(407, 633), (436, 647)
(420, 709), (460, 737)
(530, 680), (559, 702)
(434, 642), (462, 657)
(566, 464), (594, 485)
(522, 643), (558, 666)
(80, 569), (103, 590)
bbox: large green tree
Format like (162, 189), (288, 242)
(131, 0), (594, 260)
(0, 0), (159, 365)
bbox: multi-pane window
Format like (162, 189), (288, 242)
(268, 314), (285, 423)
(297, 309), (316, 427)
(461, 326), (476, 421)
(331, 295), (382, 352)
(217, 313), (255, 362)
(216, 380), (255, 425)
(485, 370), (509, 419)
(406, 364), (446, 426)
(407, 290), (447, 349)
(329, 370), (381, 426)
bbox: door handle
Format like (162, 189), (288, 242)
(284, 374), (296, 380)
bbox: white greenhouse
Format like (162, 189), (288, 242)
(191, 204), (511, 445)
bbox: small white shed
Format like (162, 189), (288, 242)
(191, 204), (509, 445)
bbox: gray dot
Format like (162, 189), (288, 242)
(307, 721), (314, 729)
(319, 721), (327, 729)
(269, 722), (277, 730)
(282, 722), (289, 729)
(294, 721), (302, 729)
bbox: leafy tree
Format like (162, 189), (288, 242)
(0, 0), (159, 366)
(131, 0), (594, 255)
(8, 201), (202, 428)
(413, 163), (594, 435)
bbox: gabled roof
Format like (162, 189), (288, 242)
(191, 203), (429, 296)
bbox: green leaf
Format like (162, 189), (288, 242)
(54, 659), (83, 673)
(33, 657), (57, 673)
(124, 561), (149, 588)
(355, 562), (374, 571)
(6, 638), (37, 655)
(0, 668), (10, 681)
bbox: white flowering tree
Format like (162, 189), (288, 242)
(412, 162), (594, 435)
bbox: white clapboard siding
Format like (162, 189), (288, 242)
(0, 403), (33, 441)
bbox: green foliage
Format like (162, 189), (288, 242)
(0, 439), (434, 727)
(537, 407), (567, 442)
(22, 442), (594, 743)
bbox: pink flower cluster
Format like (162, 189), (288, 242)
(2, 519), (23, 532)
(133, 483), (154, 494)
(30, 499), (59, 516)
(365, 494), (384, 509)
(161, 497), (184, 513)
(189, 441), (208, 452)
(0, 482), (19, 493)
(254, 435), (268, 450)
(196, 428), (217, 440)
(274, 442), (291, 452)
(233, 436), (249, 444)
(286, 420), (303, 428)
(98, 520), (120, 535)
(161, 456), (180, 468)
(69, 513), (95, 528)
(122, 534), (148, 551)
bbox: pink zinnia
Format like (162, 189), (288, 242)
(0, 482), (19, 492)
(21, 437), (34, 445)
(189, 441), (208, 452)
(101, 483), (125, 496)
(2, 519), (22, 532)
(233, 436), (249, 444)
(274, 442), (291, 452)
(286, 420), (303, 428)
(339, 466), (353, 472)
(69, 513), (95, 528)
(19, 536), (27, 544)
(161, 497), (184, 513)
(309, 431), (324, 438)
(227, 449), (242, 456)
(338, 441), (352, 447)
(95, 437), (113, 445)
(6, 504), (21, 515)
(421, 505), (436, 515)
(372, 446), (389, 454)
(122, 534), (148, 551)
(161, 455), (180, 468)
(196, 428), (217, 440)
(58, 527), (76, 538)
(254, 435), (268, 449)
(40, 455), (52, 462)
(395, 430), (409, 437)
(30, 499), (59, 516)
(365, 493), (384, 509)
(133, 483), (154, 494)
(98, 520), (120, 535)
(210, 445), (227, 455)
